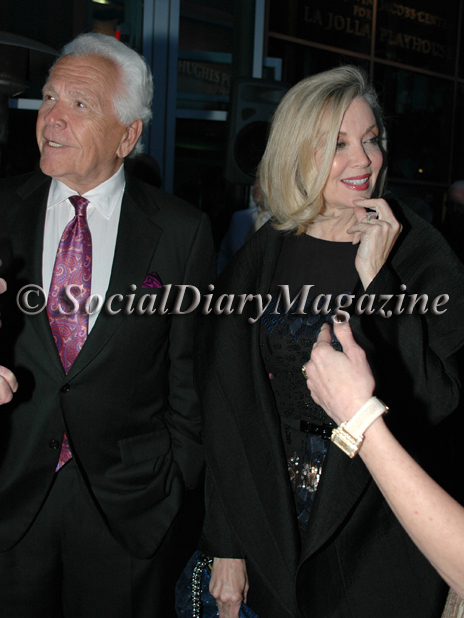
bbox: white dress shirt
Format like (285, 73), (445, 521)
(42, 165), (125, 331)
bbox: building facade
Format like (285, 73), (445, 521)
(3, 0), (464, 238)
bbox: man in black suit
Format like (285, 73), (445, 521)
(0, 33), (214, 617)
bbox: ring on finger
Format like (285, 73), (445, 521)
(366, 211), (379, 223)
(301, 364), (309, 380)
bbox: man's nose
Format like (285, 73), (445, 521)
(43, 101), (66, 128)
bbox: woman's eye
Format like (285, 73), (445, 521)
(365, 135), (379, 146)
(336, 141), (346, 150)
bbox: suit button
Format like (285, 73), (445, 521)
(61, 384), (70, 393)
(49, 440), (60, 449)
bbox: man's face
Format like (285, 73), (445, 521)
(37, 54), (130, 193)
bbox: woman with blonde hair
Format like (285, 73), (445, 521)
(196, 65), (464, 618)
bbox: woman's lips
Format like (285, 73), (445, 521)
(341, 174), (371, 191)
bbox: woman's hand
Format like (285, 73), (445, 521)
(347, 198), (402, 289)
(303, 319), (375, 424)
(209, 557), (249, 618)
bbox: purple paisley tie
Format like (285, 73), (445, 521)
(47, 195), (92, 471)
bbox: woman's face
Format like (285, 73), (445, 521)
(322, 97), (383, 214)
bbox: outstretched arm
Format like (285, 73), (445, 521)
(303, 319), (464, 598)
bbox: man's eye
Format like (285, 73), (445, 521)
(76, 101), (85, 108)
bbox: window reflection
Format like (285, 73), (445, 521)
(178, 0), (234, 111)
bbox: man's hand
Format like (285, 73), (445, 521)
(303, 319), (375, 425)
(0, 366), (18, 403)
(0, 272), (18, 402)
(209, 557), (248, 618)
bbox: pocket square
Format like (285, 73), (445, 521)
(142, 271), (163, 289)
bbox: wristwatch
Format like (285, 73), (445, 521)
(331, 396), (388, 458)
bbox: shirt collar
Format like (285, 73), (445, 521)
(47, 165), (126, 219)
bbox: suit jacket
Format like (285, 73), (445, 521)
(0, 170), (215, 559)
(197, 194), (464, 618)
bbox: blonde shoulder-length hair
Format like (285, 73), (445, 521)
(258, 65), (387, 234)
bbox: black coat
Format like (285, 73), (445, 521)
(197, 194), (464, 618)
(0, 170), (215, 559)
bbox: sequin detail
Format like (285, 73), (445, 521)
(261, 292), (348, 533)
(288, 434), (327, 531)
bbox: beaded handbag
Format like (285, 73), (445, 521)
(175, 551), (259, 618)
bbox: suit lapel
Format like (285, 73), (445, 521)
(8, 174), (161, 379)
(9, 174), (64, 375)
(68, 178), (162, 377)
(214, 225), (301, 607)
(245, 228), (306, 580)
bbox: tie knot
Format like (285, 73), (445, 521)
(69, 195), (89, 217)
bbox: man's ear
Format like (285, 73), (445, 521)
(117, 118), (143, 159)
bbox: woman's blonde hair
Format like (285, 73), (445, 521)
(258, 65), (386, 233)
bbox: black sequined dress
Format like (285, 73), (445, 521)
(260, 233), (359, 534)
